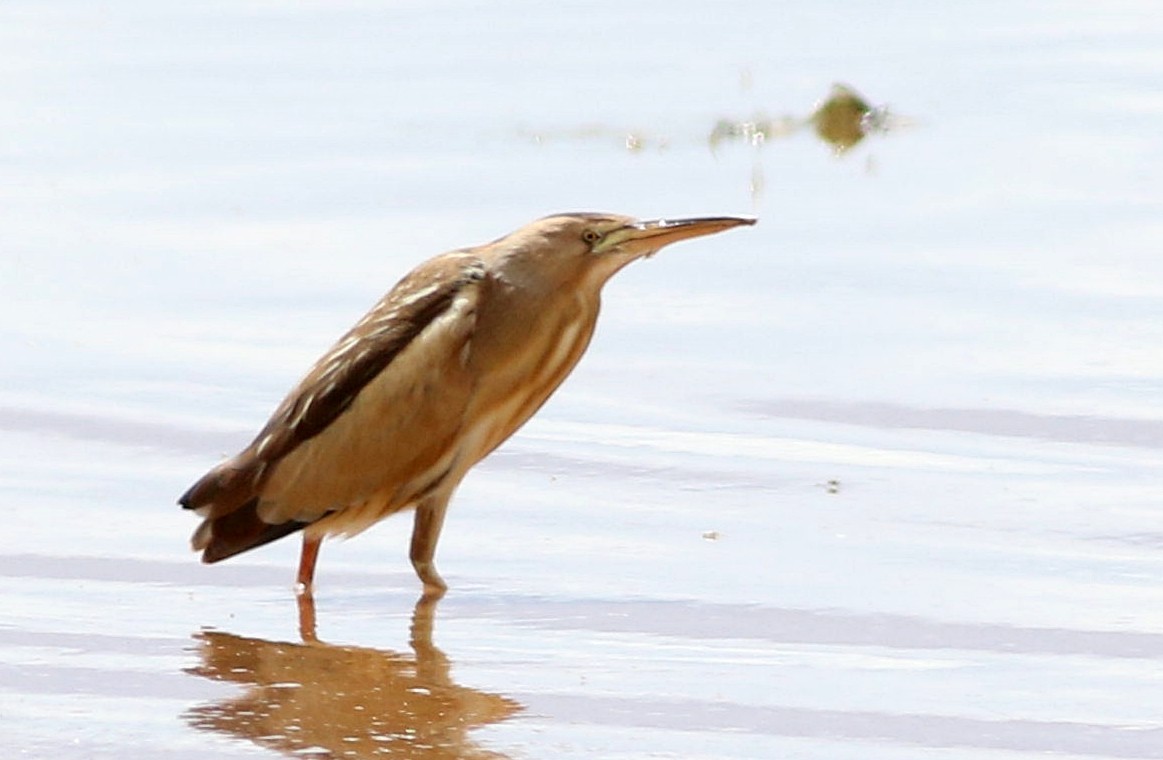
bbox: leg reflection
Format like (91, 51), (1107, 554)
(185, 595), (520, 758)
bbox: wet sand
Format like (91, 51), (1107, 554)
(5, 2), (1163, 758)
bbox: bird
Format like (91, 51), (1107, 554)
(180, 212), (756, 598)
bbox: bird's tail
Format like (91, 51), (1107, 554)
(192, 498), (310, 564)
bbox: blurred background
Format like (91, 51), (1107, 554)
(3, 2), (1163, 758)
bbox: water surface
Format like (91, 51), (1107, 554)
(3, 1), (1163, 758)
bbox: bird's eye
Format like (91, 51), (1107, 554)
(581, 229), (601, 245)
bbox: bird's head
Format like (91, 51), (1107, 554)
(490, 212), (756, 290)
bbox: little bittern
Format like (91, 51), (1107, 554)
(180, 212), (755, 596)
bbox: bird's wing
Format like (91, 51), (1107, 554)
(179, 252), (486, 524)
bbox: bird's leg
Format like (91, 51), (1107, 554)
(296, 590), (319, 643)
(296, 534), (322, 594)
(410, 496), (450, 598)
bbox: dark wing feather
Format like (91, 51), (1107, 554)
(196, 498), (312, 563)
(179, 253), (486, 531)
(248, 254), (484, 468)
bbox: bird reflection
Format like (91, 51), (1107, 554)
(184, 596), (520, 759)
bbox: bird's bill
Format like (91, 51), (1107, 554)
(596, 216), (757, 256)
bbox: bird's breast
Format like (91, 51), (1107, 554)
(455, 290), (598, 466)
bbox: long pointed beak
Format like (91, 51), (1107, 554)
(596, 216), (757, 256)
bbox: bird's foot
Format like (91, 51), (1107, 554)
(413, 561), (448, 600)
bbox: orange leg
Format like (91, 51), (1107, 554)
(296, 590), (319, 643)
(296, 534), (322, 593)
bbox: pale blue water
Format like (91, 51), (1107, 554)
(3, 1), (1163, 758)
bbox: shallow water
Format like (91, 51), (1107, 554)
(4, 1), (1163, 758)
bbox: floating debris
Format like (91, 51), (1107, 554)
(519, 125), (670, 153)
(813, 479), (842, 494)
(810, 83), (896, 154)
(707, 114), (799, 153)
(520, 81), (907, 202)
(522, 83), (903, 160)
(709, 83), (900, 156)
